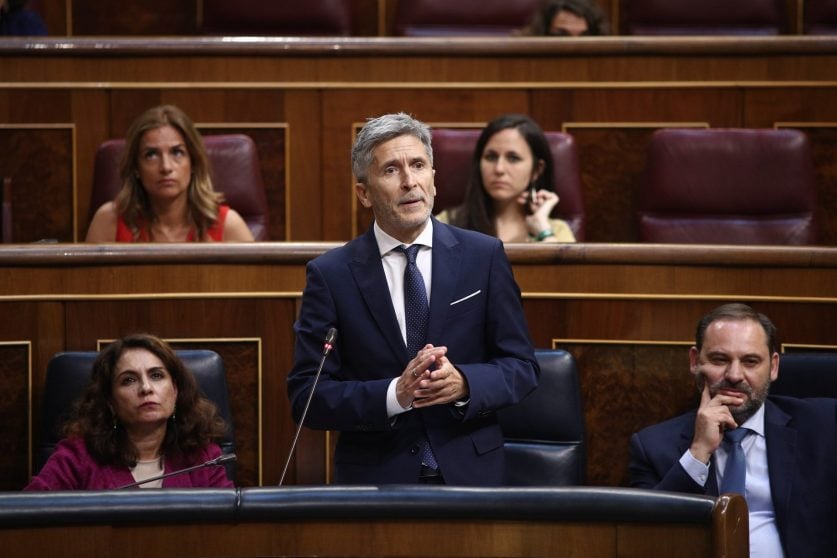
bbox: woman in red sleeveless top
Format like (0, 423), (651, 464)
(86, 105), (254, 243)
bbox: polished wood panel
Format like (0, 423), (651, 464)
(0, 127), (74, 242)
(0, 243), (834, 488)
(71, 0), (199, 35)
(0, 343), (30, 491)
(0, 488), (748, 558)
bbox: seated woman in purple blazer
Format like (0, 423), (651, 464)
(26, 333), (234, 490)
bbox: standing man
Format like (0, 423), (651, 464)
(288, 113), (539, 486)
(629, 303), (837, 557)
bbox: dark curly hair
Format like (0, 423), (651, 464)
(63, 333), (228, 468)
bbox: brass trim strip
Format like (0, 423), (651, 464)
(782, 343), (837, 351)
(563, 121), (709, 131)
(3, 81), (837, 90)
(554, 338), (692, 347)
(522, 293), (837, 303)
(3, 292), (835, 304)
(0, 292), (303, 302)
(775, 121), (837, 128)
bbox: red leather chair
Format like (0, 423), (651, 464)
(392, 0), (540, 36)
(431, 128), (586, 241)
(201, 0), (353, 36)
(90, 134), (270, 241)
(624, 0), (789, 35)
(637, 128), (817, 245)
(804, 0), (837, 34)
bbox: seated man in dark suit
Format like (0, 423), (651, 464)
(629, 303), (837, 557)
(287, 112), (539, 486)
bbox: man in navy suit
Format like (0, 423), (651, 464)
(288, 112), (539, 486)
(629, 303), (837, 557)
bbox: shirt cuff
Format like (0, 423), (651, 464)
(679, 449), (710, 487)
(386, 378), (412, 418)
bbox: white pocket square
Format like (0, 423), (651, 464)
(450, 290), (481, 306)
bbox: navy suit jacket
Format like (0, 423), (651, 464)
(288, 219), (539, 486)
(629, 396), (837, 557)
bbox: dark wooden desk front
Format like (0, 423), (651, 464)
(0, 487), (748, 558)
(1, 243), (834, 490)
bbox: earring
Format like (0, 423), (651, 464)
(170, 405), (176, 421)
(112, 417), (118, 430)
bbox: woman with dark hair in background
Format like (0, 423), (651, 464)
(26, 333), (233, 490)
(519, 0), (607, 37)
(86, 104), (254, 242)
(437, 113), (575, 243)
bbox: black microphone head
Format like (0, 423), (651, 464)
(216, 453), (237, 465)
(325, 328), (338, 345)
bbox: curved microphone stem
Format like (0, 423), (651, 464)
(279, 327), (337, 486)
(117, 453), (237, 489)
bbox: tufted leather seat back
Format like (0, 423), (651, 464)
(624, 0), (788, 35)
(202, 0), (353, 36)
(638, 128), (817, 245)
(805, 0), (837, 34)
(498, 349), (586, 486)
(772, 352), (837, 398)
(393, 0), (540, 36)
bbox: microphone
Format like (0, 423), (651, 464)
(279, 327), (337, 486)
(117, 452), (237, 489)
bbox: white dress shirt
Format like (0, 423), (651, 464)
(370, 219), (434, 418)
(679, 404), (784, 557)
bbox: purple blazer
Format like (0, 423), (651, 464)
(24, 437), (234, 490)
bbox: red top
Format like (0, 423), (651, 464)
(115, 205), (229, 242)
(25, 437), (233, 490)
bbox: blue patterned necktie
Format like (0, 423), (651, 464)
(720, 427), (749, 497)
(395, 245), (429, 357)
(394, 244), (438, 471)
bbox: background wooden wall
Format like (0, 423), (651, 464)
(2, 37), (836, 244)
(2, 33), (836, 490)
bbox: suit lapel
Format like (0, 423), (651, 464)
(348, 228), (407, 361)
(426, 221), (461, 346)
(764, 399), (795, 533)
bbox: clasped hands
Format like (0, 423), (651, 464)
(396, 344), (468, 409)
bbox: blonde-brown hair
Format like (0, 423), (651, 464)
(116, 105), (223, 241)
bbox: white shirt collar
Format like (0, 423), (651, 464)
(373, 218), (434, 256)
(739, 402), (766, 437)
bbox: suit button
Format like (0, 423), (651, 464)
(410, 446), (419, 455)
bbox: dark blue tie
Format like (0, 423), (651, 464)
(720, 427), (749, 497)
(395, 244), (438, 472)
(395, 245), (429, 357)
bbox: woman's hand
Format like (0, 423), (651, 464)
(519, 189), (560, 239)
